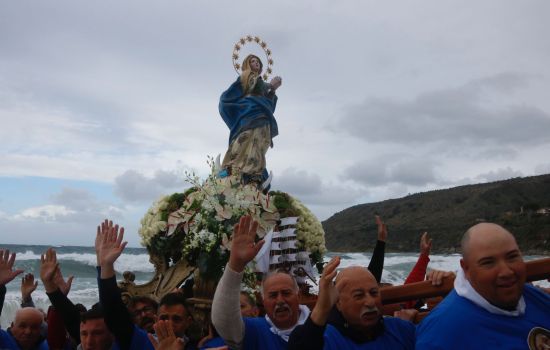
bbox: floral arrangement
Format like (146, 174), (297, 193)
(138, 162), (326, 288)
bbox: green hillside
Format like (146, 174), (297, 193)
(322, 174), (550, 254)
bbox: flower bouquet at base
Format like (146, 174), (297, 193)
(138, 163), (326, 291)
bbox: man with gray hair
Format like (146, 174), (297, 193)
(416, 223), (550, 349)
(212, 215), (310, 350)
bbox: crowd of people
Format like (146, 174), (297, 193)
(1, 216), (549, 349)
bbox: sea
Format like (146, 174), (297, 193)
(1, 244), (548, 328)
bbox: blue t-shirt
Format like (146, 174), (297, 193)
(127, 325), (154, 350)
(242, 317), (289, 350)
(323, 317), (415, 350)
(0, 329), (49, 349)
(200, 336), (225, 349)
(416, 284), (550, 349)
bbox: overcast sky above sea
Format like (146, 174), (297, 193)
(1, 1), (549, 247)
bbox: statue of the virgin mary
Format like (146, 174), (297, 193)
(219, 53), (282, 186)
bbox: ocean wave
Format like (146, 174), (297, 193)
(14, 250), (155, 273)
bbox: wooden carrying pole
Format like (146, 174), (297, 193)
(380, 257), (550, 305)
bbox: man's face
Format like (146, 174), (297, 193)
(262, 273), (300, 330)
(336, 268), (382, 332)
(240, 293), (259, 317)
(461, 225), (527, 310)
(11, 309), (42, 349)
(80, 318), (114, 350)
(132, 301), (157, 332)
(249, 57), (261, 73)
(158, 304), (192, 337)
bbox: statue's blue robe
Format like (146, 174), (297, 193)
(219, 77), (278, 145)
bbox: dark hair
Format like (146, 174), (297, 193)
(80, 304), (104, 323)
(159, 293), (191, 317)
(75, 303), (88, 314)
(129, 296), (159, 311)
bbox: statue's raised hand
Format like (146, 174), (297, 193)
(228, 215), (264, 273)
(270, 76), (282, 90)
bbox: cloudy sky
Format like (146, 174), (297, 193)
(1, 1), (549, 247)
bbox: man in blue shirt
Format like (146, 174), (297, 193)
(211, 216), (310, 350)
(288, 257), (415, 350)
(416, 223), (550, 349)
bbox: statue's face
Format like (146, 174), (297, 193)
(249, 56), (261, 73)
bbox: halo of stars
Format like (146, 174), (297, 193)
(232, 35), (274, 81)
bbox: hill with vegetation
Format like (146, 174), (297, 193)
(322, 174), (550, 254)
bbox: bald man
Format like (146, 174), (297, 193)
(289, 257), (415, 349)
(416, 223), (550, 349)
(0, 307), (48, 350)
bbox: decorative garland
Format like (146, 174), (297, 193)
(138, 161), (326, 289)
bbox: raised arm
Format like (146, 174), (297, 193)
(40, 248), (80, 342)
(0, 249), (24, 317)
(96, 219), (136, 350)
(211, 215), (264, 349)
(20, 273), (38, 308)
(404, 232), (432, 285)
(289, 256), (340, 350)
(367, 216), (387, 283)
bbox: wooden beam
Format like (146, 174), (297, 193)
(381, 257), (550, 305)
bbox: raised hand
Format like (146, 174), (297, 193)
(54, 267), (74, 296)
(420, 232), (432, 256)
(270, 76), (282, 90)
(393, 308), (419, 322)
(97, 219), (127, 278)
(426, 269), (455, 286)
(311, 256), (340, 326)
(147, 320), (185, 350)
(21, 273), (38, 301)
(0, 249), (23, 286)
(375, 215), (388, 242)
(228, 215), (264, 273)
(40, 248), (60, 293)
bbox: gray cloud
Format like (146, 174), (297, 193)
(273, 168), (364, 207)
(336, 73), (550, 148)
(345, 156), (438, 188)
(474, 167), (523, 182)
(51, 187), (99, 212)
(534, 163), (550, 175)
(114, 169), (188, 203)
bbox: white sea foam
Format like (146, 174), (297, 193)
(14, 250), (154, 273)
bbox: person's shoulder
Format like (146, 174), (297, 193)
(383, 316), (416, 331)
(0, 329), (17, 347)
(416, 291), (474, 334)
(524, 283), (550, 300)
(243, 316), (271, 332)
(128, 325), (154, 350)
(200, 336), (225, 349)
